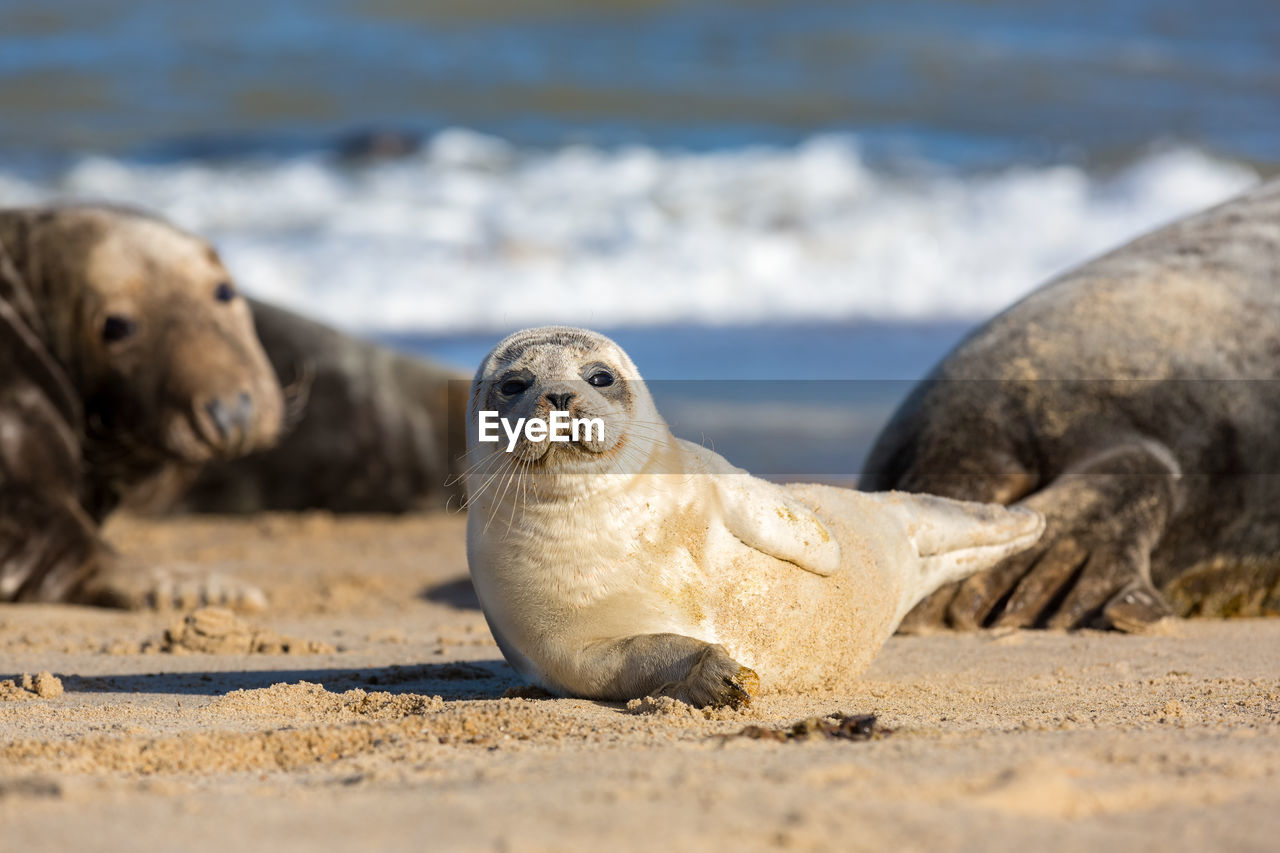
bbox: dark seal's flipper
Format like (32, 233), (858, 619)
(0, 237), (104, 602)
(896, 438), (1180, 632)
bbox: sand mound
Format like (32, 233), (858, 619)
(0, 672), (64, 701)
(203, 681), (443, 722)
(151, 607), (336, 655)
(0, 696), (617, 776)
(3, 716), (437, 775)
(625, 694), (749, 721)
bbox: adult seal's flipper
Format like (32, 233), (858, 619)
(0, 232), (99, 601)
(0, 234), (82, 435)
(920, 439), (1182, 633)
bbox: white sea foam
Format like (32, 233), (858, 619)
(0, 131), (1257, 333)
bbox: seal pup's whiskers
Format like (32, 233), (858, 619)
(460, 451), (514, 512)
(483, 453), (527, 536)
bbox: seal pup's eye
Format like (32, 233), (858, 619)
(500, 377), (531, 396)
(102, 315), (138, 343)
(214, 282), (237, 303)
(587, 370), (615, 388)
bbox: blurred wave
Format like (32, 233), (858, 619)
(0, 131), (1254, 334)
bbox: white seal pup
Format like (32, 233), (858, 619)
(465, 327), (1044, 707)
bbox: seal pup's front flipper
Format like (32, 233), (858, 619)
(681, 441), (842, 576)
(864, 492), (1045, 621)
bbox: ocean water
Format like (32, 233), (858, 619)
(0, 137), (1257, 347)
(1, 0), (1275, 472)
(3, 1), (1278, 164)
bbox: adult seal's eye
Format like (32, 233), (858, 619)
(500, 378), (530, 395)
(214, 282), (237, 303)
(102, 315), (138, 343)
(588, 370), (615, 388)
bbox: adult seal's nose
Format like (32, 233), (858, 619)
(545, 391), (576, 411)
(205, 391), (255, 440)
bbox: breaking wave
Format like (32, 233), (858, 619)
(0, 131), (1257, 334)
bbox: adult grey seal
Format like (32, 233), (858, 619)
(165, 300), (466, 513)
(861, 177), (1280, 632)
(0, 204), (284, 604)
(464, 326), (1043, 706)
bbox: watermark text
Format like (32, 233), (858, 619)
(478, 410), (605, 452)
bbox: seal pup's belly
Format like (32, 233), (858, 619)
(694, 485), (910, 692)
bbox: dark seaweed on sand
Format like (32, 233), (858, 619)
(729, 713), (889, 743)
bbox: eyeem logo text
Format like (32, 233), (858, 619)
(478, 410), (605, 452)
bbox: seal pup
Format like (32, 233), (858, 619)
(0, 204), (284, 605)
(861, 177), (1280, 632)
(464, 326), (1043, 706)
(159, 300), (466, 513)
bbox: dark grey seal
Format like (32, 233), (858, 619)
(0, 204), (284, 603)
(166, 301), (467, 513)
(861, 178), (1280, 631)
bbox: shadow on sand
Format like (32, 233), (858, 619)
(47, 660), (517, 701)
(419, 576), (481, 610)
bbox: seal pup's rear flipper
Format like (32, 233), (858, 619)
(865, 492), (1045, 621)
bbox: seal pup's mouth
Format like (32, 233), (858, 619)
(497, 397), (621, 467)
(461, 428), (646, 518)
(509, 431), (631, 469)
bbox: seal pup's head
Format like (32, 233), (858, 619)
(466, 326), (669, 503)
(0, 205), (285, 474)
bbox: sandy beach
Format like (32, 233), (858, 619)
(0, 511), (1274, 851)
(4, 1), (1280, 850)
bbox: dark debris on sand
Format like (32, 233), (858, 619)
(727, 713), (890, 743)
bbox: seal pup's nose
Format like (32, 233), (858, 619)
(205, 391), (255, 439)
(545, 391), (576, 411)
